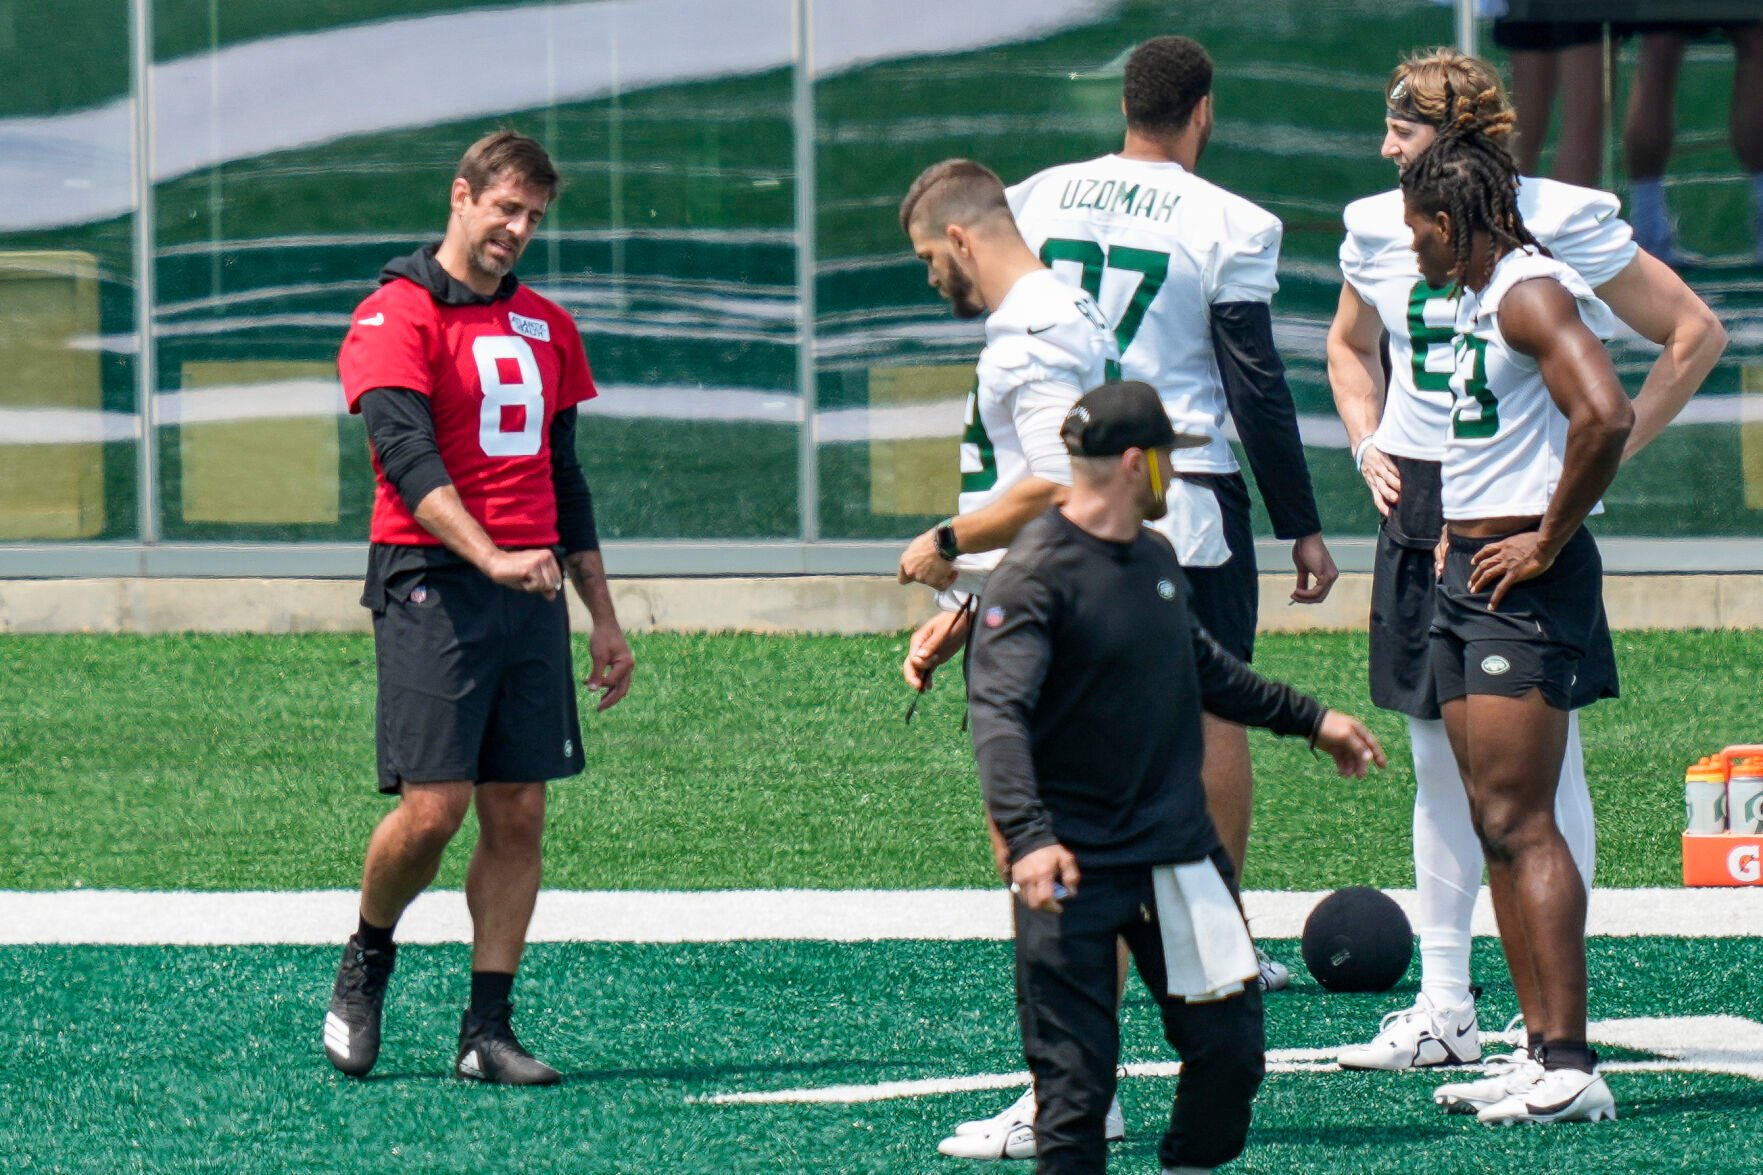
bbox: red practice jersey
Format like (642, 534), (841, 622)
(339, 278), (596, 547)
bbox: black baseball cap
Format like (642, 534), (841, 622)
(1061, 380), (1206, 455)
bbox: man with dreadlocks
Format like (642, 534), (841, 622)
(1396, 109), (1633, 1127)
(1326, 48), (1725, 1083)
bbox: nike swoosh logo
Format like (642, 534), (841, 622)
(1525, 1088), (1590, 1115)
(1027, 324), (1056, 335)
(356, 312), (385, 326)
(1456, 1022), (1475, 1038)
(1595, 208), (1615, 223)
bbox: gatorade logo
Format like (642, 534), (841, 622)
(1481, 655), (1511, 676)
(1730, 844), (1762, 884)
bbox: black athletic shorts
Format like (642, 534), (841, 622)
(368, 555), (584, 794)
(1430, 525), (1618, 712)
(1176, 472), (1257, 663)
(1369, 457), (1445, 720)
(1493, 19), (1605, 51)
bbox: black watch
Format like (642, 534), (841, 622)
(934, 519), (960, 562)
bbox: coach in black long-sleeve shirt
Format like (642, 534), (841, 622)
(966, 382), (1383, 1175)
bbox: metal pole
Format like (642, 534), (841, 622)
(792, 0), (819, 544)
(130, 0), (160, 545)
(1455, 0), (1478, 57)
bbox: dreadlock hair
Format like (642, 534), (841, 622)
(1399, 92), (1542, 295)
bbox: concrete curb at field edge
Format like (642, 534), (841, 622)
(0, 573), (1761, 635)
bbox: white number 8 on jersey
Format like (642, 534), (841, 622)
(473, 335), (545, 456)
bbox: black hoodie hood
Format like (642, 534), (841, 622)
(379, 243), (519, 306)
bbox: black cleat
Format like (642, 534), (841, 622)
(454, 1000), (561, 1086)
(324, 936), (395, 1077)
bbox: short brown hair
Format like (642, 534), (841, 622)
(456, 131), (560, 199)
(899, 158), (1009, 236)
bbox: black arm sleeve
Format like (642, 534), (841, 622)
(549, 408), (600, 555)
(1191, 622), (1325, 738)
(1210, 301), (1323, 540)
(359, 387), (452, 513)
(966, 569), (1060, 862)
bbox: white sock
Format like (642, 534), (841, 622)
(1409, 716), (1481, 1008)
(1628, 178), (1673, 256)
(1557, 711), (1596, 893)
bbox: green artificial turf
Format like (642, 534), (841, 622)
(4, 937), (1758, 1173)
(1, 629), (1754, 892)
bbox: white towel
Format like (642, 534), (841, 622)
(1145, 477), (1231, 568)
(1152, 858), (1260, 1002)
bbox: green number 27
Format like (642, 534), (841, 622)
(1040, 238), (1170, 355)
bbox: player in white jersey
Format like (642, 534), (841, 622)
(926, 38), (1337, 1162)
(1009, 31), (1336, 969)
(895, 159), (1116, 695)
(1405, 110), (1634, 1126)
(1327, 49), (1726, 1077)
(891, 160), (1124, 1162)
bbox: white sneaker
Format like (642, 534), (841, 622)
(1337, 993), (1480, 1071)
(1256, 947), (1290, 993)
(1476, 1066), (1616, 1125)
(937, 1086), (1124, 1159)
(1432, 1046), (1542, 1114)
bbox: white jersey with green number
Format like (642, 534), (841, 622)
(943, 267), (1116, 604)
(1443, 249), (1617, 520)
(1339, 178), (1635, 462)
(1007, 154), (1282, 474)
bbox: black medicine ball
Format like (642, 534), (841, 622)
(1301, 887), (1414, 992)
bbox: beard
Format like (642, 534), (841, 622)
(472, 234), (522, 278)
(942, 261), (985, 320)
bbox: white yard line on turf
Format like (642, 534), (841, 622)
(0, 887), (1759, 946)
(695, 1016), (1763, 1103)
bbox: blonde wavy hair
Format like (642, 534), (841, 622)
(1386, 47), (1513, 130)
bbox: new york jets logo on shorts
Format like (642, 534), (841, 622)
(1156, 579), (1176, 600)
(1481, 655), (1512, 676)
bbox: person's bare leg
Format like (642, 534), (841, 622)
(1456, 692), (1580, 1047)
(1623, 32), (1686, 180)
(1730, 23), (1763, 173)
(467, 781), (547, 974)
(359, 780), (473, 928)
(1201, 715), (1253, 881)
(1551, 39), (1608, 187)
(1508, 48), (1559, 177)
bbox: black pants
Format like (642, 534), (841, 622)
(1014, 861), (1265, 1173)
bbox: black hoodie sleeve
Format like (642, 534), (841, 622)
(360, 387), (452, 513)
(967, 566), (1061, 862)
(1210, 301), (1322, 540)
(550, 408), (599, 555)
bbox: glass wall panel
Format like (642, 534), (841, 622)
(1482, 29), (1763, 537)
(0, 0), (138, 541)
(813, 0), (1763, 544)
(149, 0), (798, 543)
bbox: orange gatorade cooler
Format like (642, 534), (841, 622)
(1683, 745), (1763, 886)
(1684, 756), (1728, 834)
(1729, 756), (1763, 835)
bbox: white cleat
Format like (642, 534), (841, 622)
(1433, 1046), (1542, 1114)
(1338, 993), (1480, 1071)
(1256, 947), (1290, 993)
(1476, 1066), (1617, 1126)
(938, 1086), (1124, 1159)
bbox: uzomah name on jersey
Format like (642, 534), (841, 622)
(1057, 177), (1182, 223)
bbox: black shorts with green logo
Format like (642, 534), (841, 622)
(1177, 472), (1258, 663)
(365, 546), (584, 794)
(1429, 525), (1618, 712)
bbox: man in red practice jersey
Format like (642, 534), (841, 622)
(323, 131), (634, 1085)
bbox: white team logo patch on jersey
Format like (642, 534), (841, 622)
(508, 312), (551, 343)
(1156, 579), (1176, 600)
(1481, 655), (1512, 676)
